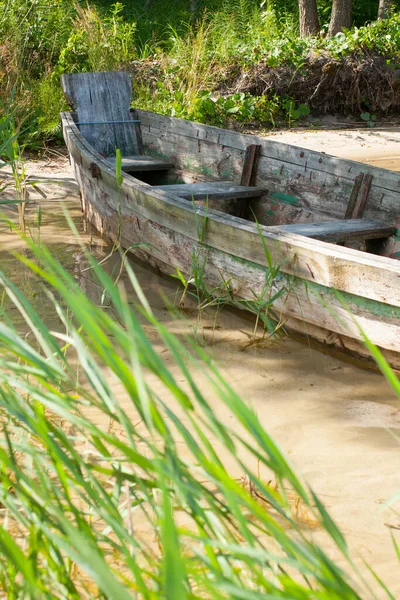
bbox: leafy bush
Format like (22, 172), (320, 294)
(0, 0), (74, 76)
(192, 92), (265, 125)
(134, 85), (310, 128)
(322, 14), (400, 58)
(54, 2), (136, 76)
(36, 76), (68, 137)
(190, 91), (309, 126)
(1, 0), (400, 145)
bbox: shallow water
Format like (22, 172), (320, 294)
(1, 151), (400, 594)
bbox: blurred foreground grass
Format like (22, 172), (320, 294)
(0, 222), (397, 598)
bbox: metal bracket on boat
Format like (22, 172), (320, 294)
(75, 120), (140, 125)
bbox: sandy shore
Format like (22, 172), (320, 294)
(264, 125), (400, 171)
(1, 129), (400, 595)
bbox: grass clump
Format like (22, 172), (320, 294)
(0, 1), (137, 148)
(0, 229), (397, 596)
(54, 2), (136, 76)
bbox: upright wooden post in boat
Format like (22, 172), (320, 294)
(344, 173), (364, 219)
(238, 144), (262, 217)
(342, 172), (374, 247)
(351, 174), (373, 218)
(344, 172), (373, 219)
(241, 145), (261, 187)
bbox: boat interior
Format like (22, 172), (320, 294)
(61, 71), (400, 261)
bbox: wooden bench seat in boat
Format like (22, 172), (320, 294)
(153, 182), (266, 200)
(60, 71), (174, 174)
(106, 155), (174, 173)
(270, 219), (395, 243)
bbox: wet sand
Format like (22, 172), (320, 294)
(1, 132), (400, 595)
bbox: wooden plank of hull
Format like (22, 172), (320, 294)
(80, 187), (400, 366)
(61, 112), (400, 367)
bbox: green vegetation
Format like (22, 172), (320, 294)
(0, 3), (399, 596)
(1, 0), (400, 148)
(172, 207), (287, 345)
(0, 91), (48, 231)
(0, 231), (397, 597)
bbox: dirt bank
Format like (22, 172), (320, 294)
(226, 52), (400, 116)
(1, 131), (400, 595)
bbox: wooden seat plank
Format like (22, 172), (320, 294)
(270, 219), (395, 243)
(154, 182), (266, 200)
(106, 155), (173, 172)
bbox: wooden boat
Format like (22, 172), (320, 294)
(61, 71), (400, 369)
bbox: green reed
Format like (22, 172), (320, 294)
(0, 227), (396, 598)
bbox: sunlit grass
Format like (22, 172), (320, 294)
(0, 228), (396, 597)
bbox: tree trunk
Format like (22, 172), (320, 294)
(298, 0), (320, 37)
(190, 0), (198, 16)
(328, 0), (352, 36)
(378, 0), (392, 19)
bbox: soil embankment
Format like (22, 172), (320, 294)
(226, 53), (400, 117)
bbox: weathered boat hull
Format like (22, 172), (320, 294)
(61, 111), (400, 370)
